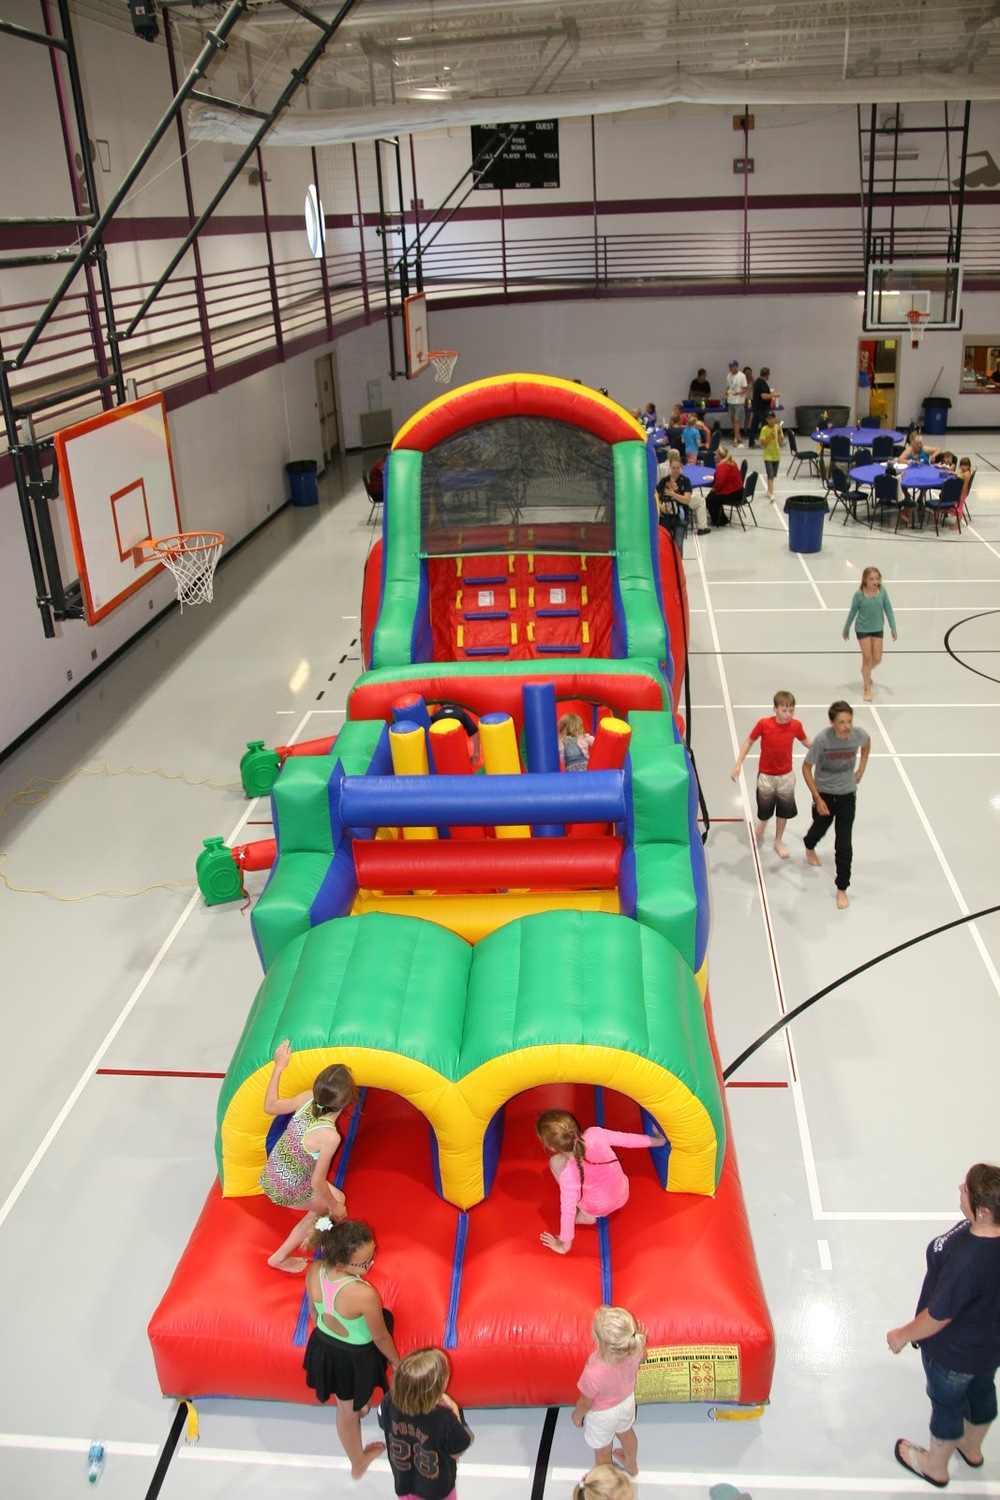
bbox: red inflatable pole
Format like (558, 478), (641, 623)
(230, 838), (277, 872)
(275, 736), (338, 763)
(568, 717), (632, 837)
(428, 718), (483, 840)
(354, 836), (622, 893)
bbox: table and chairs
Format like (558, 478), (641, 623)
(846, 462), (952, 531)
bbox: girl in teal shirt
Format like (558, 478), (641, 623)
(844, 565), (897, 702)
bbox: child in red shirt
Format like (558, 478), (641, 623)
(731, 690), (811, 859)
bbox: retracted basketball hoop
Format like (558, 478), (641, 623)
(428, 350), (459, 385)
(906, 308), (930, 348)
(133, 531), (224, 609)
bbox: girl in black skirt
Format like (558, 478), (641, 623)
(304, 1218), (400, 1478)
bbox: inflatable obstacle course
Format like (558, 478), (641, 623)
(152, 373), (773, 1410)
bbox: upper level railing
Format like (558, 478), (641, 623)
(3, 220), (999, 445)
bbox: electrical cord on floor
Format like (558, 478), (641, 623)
(0, 762), (240, 901)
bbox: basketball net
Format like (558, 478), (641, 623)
(429, 350), (459, 385)
(136, 531), (224, 609)
(906, 309), (930, 349)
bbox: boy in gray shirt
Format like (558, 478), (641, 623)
(802, 700), (871, 910)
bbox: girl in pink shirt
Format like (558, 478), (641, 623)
(536, 1109), (665, 1255)
(572, 1305), (647, 1475)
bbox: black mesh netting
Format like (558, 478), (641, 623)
(419, 415), (616, 556)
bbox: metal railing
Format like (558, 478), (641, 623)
(4, 222), (999, 441)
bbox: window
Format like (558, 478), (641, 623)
(960, 340), (1000, 393)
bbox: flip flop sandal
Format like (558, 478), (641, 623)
(895, 1438), (949, 1488)
(956, 1447), (985, 1469)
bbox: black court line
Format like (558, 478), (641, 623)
(973, 452), (1000, 470)
(143, 1402), (189, 1500)
(531, 1406), (559, 1500)
(724, 903), (1000, 1079)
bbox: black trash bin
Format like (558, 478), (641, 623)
(922, 396), (951, 436)
(784, 495), (829, 554)
(286, 458), (319, 507)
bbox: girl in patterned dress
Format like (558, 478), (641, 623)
(259, 1039), (357, 1272)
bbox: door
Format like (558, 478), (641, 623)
(858, 338), (900, 428)
(315, 352), (340, 464)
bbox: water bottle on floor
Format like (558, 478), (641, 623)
(86, 1440), (105, 1484)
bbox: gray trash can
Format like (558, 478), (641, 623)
(784, 495), (829, 554)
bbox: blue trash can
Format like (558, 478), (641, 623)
(784, 495), (829, 554)
(922, 397), (950, 436)
(286, 459), (319, 506)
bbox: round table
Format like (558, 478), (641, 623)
(682, 465), (716, 489)
(849, 463), (947, 527)
(813, 426), (904, 446)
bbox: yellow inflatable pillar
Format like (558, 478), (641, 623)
(389, 721), (437, 841)
(479, 712), (530, 839)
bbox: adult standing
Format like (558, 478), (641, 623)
(688, 368), (712, 401)
(889, 1163), (1000, 1488)
(749, 366), (781, 447)
(725, 360), (748, 447)
(801, 700), (870, 910)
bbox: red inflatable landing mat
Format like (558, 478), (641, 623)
(150, 1085), (773, 1408)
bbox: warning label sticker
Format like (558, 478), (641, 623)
(635, 1345), (741, 1403)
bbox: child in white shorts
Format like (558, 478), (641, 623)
(571, 1306), (646, 1477)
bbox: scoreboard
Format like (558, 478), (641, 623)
(471, 121), (560, 191)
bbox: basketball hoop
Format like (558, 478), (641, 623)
(134, 531), (224, 609)
(429, 350), (459, 385)
(906, 308), (930, 348)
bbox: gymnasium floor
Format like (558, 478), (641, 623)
(1, 434), (998, 1499)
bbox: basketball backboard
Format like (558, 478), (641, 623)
(53, 392), (182, 624)
(404, 292), (430, 378)
(865, 261), (962, 331)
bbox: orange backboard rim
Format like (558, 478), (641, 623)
(52, 392), (182, 625)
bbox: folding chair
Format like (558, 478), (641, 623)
(829, 465), (869, 525)
(925, 476), (965, 534)
(722, 470), (759, 530)
(871, 434), (895, 462)
(787, 430), (821, 479)
(362, 464), (384, 526)
(869, 473), (900, 529)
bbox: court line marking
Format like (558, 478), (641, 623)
(13, 1430), (1000, 1494)
(551, 1467), (1000, 1494)
(871, 704), (1000, 1004)
(0, 710), (315, 1239)
(708, 605), (1000, 612)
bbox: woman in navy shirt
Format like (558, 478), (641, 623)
(889, 1163), (1000, 1487)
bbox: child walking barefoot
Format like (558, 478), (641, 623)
(537, 1110), (665, 1254)
(572, 1465), (635, 1499)
(379, 1347), (475, 1498)
(304, 1218), (400, 1479)
(844, 565), (897, 702)
(260, 1040), (356, 1271)
(572, 1306), (647, 1477)
(802, 700), (871, 911)
(731, 690), (811, 859)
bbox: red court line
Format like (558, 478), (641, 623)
(96, 1068), (226, 1079)
(725, 1080), (788, 1088)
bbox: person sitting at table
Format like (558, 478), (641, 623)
(936, 451), (957, 471)
(706, 445), (743, 527)
(658, 450), (709, 537)
(689, 369), (712, 400)
(896, 434), (941, 526)
(668, 402), (686, 428)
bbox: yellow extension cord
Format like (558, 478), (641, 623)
(0, 762), (240, 901)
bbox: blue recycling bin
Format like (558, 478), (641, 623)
(784, 495), (829, 554)
(286, 459), (319, 506)
(922, 397), (950, 435)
